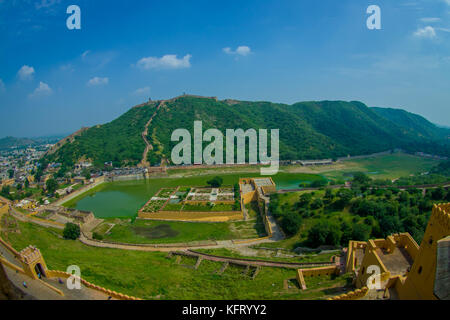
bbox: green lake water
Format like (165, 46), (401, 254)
(67, 172), (325, 218)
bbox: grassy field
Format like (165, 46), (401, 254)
(93, 217), (266, 244)
(320, 153), (440, 181)
(2, 219), (352, 300)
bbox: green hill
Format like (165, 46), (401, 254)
(372, 107), (450, 141)
(44, 96), (450, 168)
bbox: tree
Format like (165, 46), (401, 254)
(351, 223), (371, 242)
(280, 211), (302, 236)
(310, 179), (328, 188)
(307, 220), (342, 247)
(206, 176), (223, 188)
(46, 178), (58, 195)
(63, 222), (80, 239)
(334, 188), (353, 209)
(340, 221), (353, 245)
(8, 169), (14, 179)
(82, 169), (91, 180)
(324, 188), (334, 201)
(431, 187), (446, 200)
(1, 186), (11, 198)
(297, 193), (313, 208)
(378, 215), (401, 238)
(63, 223), (80, 240)
(310, 198), (324, 210)
(24, 179), (30, 189)
(353, 172), (371, 185)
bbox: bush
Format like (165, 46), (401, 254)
(207, 176), (223, 188)
(431, 187), (446, 200)
(310, 198), (324, 210)
(280, 211), (302, 236)
(307, 220), (342, 247)
(310, 179), (328, 188)
(63, 223), (80, 240)
(92, 232), (104, 240)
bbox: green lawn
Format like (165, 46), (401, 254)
(323, 153), (440, 181)
(2, 219), (352, 300)
(94, 218), (264, 244)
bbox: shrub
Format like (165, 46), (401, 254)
(92, 232), (104, 240)
(280, 211), (302, 236)
(307, 220), (342, 247)
(207, 176), (223, 188)
(63, 223), (81, 240)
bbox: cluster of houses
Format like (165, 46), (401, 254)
(0, 147), (47, 190)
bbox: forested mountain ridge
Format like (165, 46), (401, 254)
(372, 107), (450, 141)
(44, 96), (450, 168)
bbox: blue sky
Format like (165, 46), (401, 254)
(0, 0), (449, 137)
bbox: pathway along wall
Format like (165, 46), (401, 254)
(139, 210), (243, 222)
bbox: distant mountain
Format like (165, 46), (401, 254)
(0, 136), (37, 150)
(43, 96), (450, 168)
(372, 107), (450, 141)
(0, 134), (67, 150)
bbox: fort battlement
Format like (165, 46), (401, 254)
(19, 246), (42, 264)
(432, 203), (450, 229)
(339, 202), (450, 300)
(328, 287), (369, 300)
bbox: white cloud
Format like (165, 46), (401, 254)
(29, 81), (52, 98)
(223, 46), (252, 56)
(419, 17), (441, 23)
(60, 64), (75, 72)
(81, 50), (90, 60)
(132, 86), (151, 96)
(17, 65), (35, 80)
(136, 54), (192, 70)
(413, 26), (436, 38)
(87, 77), (109, 87)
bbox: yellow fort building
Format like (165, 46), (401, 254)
(341, 203), (450, 300)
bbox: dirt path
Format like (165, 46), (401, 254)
(9, 207), (64, 230)
(139, 101), (165, 168)
(78, 232), (277, 252)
